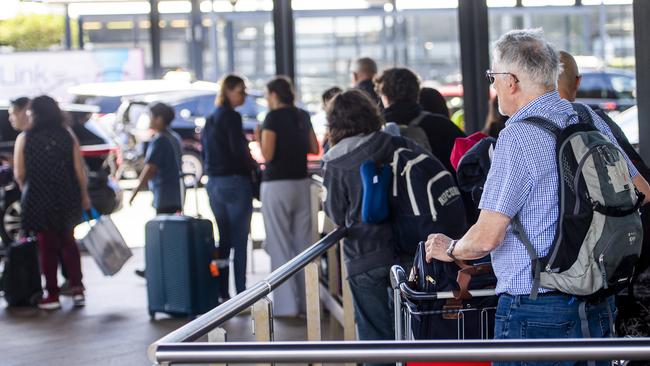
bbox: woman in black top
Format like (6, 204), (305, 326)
(202, 74), (256, 299)
(256, 76), (319, 317)
(13, 95), (90, 310)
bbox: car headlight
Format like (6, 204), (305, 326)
(194, 117), (206, 128)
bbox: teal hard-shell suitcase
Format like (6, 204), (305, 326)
(145, 215), (219, 319)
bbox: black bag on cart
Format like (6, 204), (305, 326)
(406, 242), (497, 340)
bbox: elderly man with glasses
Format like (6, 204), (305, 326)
(426, 29), (650, 366)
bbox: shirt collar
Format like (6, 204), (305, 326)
(506, 90), (566, 126)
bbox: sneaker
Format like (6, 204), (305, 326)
(38, 296), (61, 310)
(60, 281), (74, 296)
(70, 287), (86, 307)
(72, 293), (85, 307)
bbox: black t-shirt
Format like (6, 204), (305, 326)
(261, 107), (312, 181)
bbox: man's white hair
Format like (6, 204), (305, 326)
(493, 28), (562, 91)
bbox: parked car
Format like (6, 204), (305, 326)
(576, 70), (636, 113)
(0, 102), (123, 246)
(613, 105), (639, 149)
(114, 89), (266, 185)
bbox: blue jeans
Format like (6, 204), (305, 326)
(494, 293), (616, 366)
(206, 175), (253, 298)
(348, 265), (395, 366)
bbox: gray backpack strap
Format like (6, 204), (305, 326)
(571, 102), (595, 125)
(512, 216), (542, 300)
(408, 111), (429, 128)
(520, 117), (562, 139)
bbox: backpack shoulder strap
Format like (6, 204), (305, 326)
(512, 216), (542, 300)
(408, 111), (429, 128)
(571, 102), (595, 126)
(520, 116), (562, 139)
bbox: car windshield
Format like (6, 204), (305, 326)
(83, 96), (122, 114)
(576, 73), (609, 99)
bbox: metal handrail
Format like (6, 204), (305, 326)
(154, 338), (650, 364)
(148, 226), (347, 362)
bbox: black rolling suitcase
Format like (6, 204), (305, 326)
(2, 237), (43, 307)
(145, 181), (219, 320)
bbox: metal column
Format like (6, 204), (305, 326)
(149, 0), (162, 78)
(633, 0), (650, 163)
(64, 4), (72, 50)
(77, 16), (84, 50)
(209, 7), (221, 81)
(457, 0), (490, 134)
(190, 0), (204, 80)
(225, 20), (235, 73)
(273, 0), (295, 80)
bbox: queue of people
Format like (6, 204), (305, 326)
(4, 27), (650, 366)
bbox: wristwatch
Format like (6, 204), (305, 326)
(446, 240), (459, 261)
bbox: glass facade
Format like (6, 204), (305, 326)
(76, 1), (635, 109)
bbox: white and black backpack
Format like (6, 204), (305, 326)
(390, 144), (467, 257)
(515, 103), (644, 301)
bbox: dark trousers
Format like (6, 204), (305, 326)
(348, 265), (395, 366)
(207, 175), (253, 298)
(38, 230), (83, 297)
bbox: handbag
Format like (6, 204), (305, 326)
(81, 208), (132, 276)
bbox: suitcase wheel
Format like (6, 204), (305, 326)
(149, 311), (156, 321)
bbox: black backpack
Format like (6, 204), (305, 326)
(390, 145), (467, 257)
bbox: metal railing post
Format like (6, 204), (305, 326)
(305, 259), (323, 366)
(339, 241), (357, 366)
(305, 259), (322, 344)
(207, 328), (227, 366)
(310, 181), (322, 245)
(252, 297), (274, 366)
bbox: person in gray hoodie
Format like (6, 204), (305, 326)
(322, 89), (422, 364)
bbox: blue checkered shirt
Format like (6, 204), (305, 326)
(478, 91), (639, 296)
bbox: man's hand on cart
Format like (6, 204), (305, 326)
(425, 233), (454, 263)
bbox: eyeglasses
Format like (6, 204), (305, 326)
(485, 70), (520, 84)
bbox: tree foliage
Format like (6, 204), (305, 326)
(0, 14), (78, 51)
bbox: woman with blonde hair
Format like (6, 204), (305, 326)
(202, 74), (256, 300)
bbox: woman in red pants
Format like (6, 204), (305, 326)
(13, 95), (91, 310)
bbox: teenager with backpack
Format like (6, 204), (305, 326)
(376, 68), (465, 174)
(425, 29), (650, 366)
(322, 89), (425, 365)
(377, 68), (478, 225)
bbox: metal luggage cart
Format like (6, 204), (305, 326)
(390, 265), (498, 342)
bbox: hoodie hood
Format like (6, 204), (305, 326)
(323, 131), (397, 170)
(383, 102), (422, 125)
(323, 132), (377, 163)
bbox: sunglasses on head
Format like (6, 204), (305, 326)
(485, 70), (520, 84)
